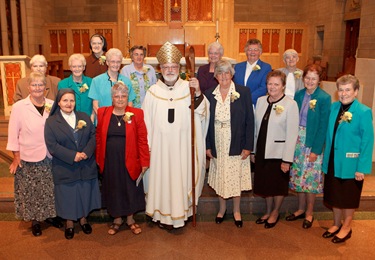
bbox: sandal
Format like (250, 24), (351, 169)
(128, 223), (142, 235)
(108, 221), (123, 235)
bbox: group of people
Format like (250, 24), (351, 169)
(7, 35), (373, 244)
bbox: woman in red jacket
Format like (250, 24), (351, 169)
(96, 81), (150, 235)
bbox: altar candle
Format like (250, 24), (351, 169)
(127, 20), (130, 35)
(216, 19), (219, 33)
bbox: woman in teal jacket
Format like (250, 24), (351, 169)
(322, 75), (374, 243)
(287, 64), (331, 229)
(58, 54), (93, 118)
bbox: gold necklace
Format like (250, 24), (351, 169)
(114, 114), (124, 126)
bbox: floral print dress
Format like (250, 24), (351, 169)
(208, 85), (252, 198)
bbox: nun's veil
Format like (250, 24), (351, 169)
(49, 88), (76, 116)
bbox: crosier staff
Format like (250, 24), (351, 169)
(186, 45), (197, 227)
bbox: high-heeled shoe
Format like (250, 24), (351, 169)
(332, 229), (352, 243)
(302, 217), (314, 229)
(264, 215), (280, 229)
(215, 210), (226, 224)
(322, 225), (342, 238)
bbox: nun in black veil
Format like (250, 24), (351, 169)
(45, 89), (101, 240)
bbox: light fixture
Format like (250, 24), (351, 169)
(171, 0), (181, 13)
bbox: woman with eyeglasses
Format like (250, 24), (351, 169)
(85, 34), (108, 78)
(88, 48), (136, 117)
(197, 42), (224, 94)
(7, 72), (60, 237)
(58, 54), (93, 117)
(120, 45), (157, 108)
(96, 81), (149, 235)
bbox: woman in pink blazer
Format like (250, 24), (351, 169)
(96, 81), (150, 235)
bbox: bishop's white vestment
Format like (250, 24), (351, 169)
(142, 78), (210, 228)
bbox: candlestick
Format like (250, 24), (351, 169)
(216, 19), (219, 33)
(127, 20), (130, 35)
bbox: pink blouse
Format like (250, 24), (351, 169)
(6, 96), (53, 162)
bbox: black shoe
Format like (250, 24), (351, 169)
(302, 217), (314, 229)
(332, 229), (352, 243)
(234, 219), (243, 228)
(65, 227), (75, 240)
(45, 217), (63, 228)
(255, 217), (268, 224)
(322, 226), (342, 238)
(80, 223), (92, 234)
(32, 223), (42, 237)
(264, 215), (280, 229)
(215, 210), (226, 224)
(285, 213), (306, 221)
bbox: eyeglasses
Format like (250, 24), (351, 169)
(216, 71), (231, 77)
(30, 83), (45, 88)
(71, 65), (84, 69)
(113, 95), (128, 100)
(304, 77), (319, 82)
(161, 65), (179, 70)
(108, 60), (122, 65)
(247, 48), (260, 52)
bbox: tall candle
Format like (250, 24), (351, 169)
(127, 20), (130, 35)
(216, 19), (219, 33)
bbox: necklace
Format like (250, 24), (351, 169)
(114, 114), (124, 126)
(340, 103), (352, 116)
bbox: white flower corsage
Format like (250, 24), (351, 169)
(294, 70), (302, 79)
(74, 120), (87, 132)
(339, 111), (352, 124)
(44, 103), (52, 113)
(273, 105), (284, 115)
(99, 55), (106, 65)
(253, 64), (261, 71)
(79, 83), (89, 93)
(230, 90), (240, 103)
(123, 112), (134, 123)
(309, 99), (317, 111)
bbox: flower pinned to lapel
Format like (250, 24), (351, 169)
(99, 55), (106, 65)
(143, 66), (150, 74)
(230, 90), (240, 103)
(253, 64), (261, 71)
(123, 112), (134, 123)
(294, 70), (302, 79)
(74, 120), (87, 132)
(44, 103), (52, 113)
(339, 111), (352, 124)
(309, 99), (317, 111)
(273, 105), (284, 115)
(79, 83), (89, 93)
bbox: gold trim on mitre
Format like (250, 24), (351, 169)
(156, 41), (183, 65)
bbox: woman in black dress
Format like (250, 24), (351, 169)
(252, 70), (299, 228)
(322, 75), (374, 243)
(96, 81), (150, 235)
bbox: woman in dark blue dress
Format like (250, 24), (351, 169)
(45, 89), (101, 240)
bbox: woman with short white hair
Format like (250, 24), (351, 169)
(277, 49), (304, 99)
(58, 53), (93, 117)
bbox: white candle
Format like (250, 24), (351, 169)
(127, 20), (130, 35)
(216, 19), (219, 33)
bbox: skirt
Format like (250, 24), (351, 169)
(289, 127), (324, 193)
(54, 178), (101, 220)
(14, 157), (56, 222)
